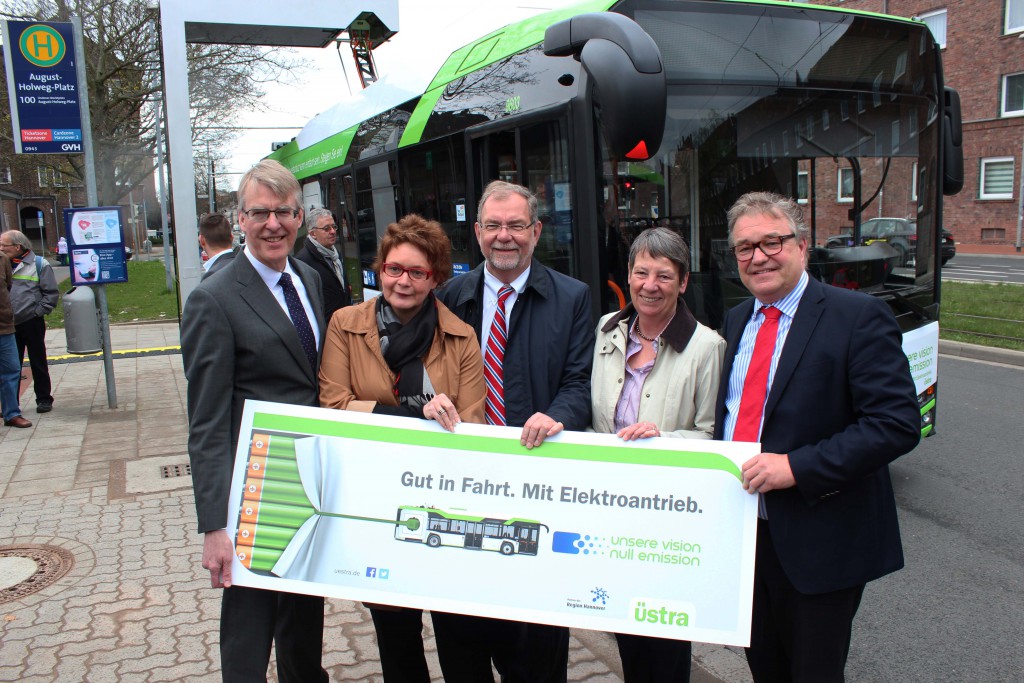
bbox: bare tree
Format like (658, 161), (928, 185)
(0, 0), (304, 205)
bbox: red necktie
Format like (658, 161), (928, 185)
(484, 285), (514, 425)
(733, 306), (782, 442)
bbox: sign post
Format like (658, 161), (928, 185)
(2, 17), (117, 408)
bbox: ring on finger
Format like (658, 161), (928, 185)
(438, 408), (446, 415)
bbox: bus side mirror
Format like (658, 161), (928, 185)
(544, 12), (666, 160)
(942, 87), (964, 196)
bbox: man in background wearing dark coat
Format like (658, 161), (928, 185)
(296, 207), (350, 322)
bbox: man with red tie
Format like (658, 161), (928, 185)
(436, 180), (594, 683)
(715, 192), (920, 682)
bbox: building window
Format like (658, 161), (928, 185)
(797, 170), (809, 204)
(1007, 0), (1024, 33)
(1002, 73), (1024, 117)
(37, 166), (50, 187)
(911, 162), (919, 201)
(982, 228), (1006, 240)
(916, 9), (947, 48)
(979, 157), (1014, 200)
(838, 167), (854, 203)
(0, 167), (10, 184)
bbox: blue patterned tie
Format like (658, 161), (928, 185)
(278, 272), (317, 374)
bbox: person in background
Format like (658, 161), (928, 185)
(590, 226), (724, 681)
(716, 191), (919, 682)
(198, 213), (236, 278)
(435, 180), (594, 683)
(297, 207), (351, 323)
(0, 251), (30, 429)
(319, 213), (485, 683)
(56, 236), (68, 266)
(1, 230), (58, 415)
(181, 159), (328, 683)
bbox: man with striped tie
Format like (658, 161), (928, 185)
(436, 180), (594, 683)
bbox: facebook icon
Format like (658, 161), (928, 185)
(366, 567), (377, 578)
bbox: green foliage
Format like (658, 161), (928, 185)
(941, 282), (1024, 352)
(46, 261), (178, 328)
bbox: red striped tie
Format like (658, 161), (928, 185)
(733, 306), (782, 442)
(484, 285), (514, 425)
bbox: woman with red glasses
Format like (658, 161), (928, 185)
(318, 213), (484, 683)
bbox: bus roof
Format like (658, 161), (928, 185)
(399, 506), (543, 526)
(269, 0), (920, 179)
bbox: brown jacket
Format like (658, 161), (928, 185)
(0, 253), (14, 335)
(319, 296), (486, 424)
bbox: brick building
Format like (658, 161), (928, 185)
(0, 152), (87, 258)
(808, 0), (1024, 248)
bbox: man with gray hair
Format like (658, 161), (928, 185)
(0, 229), (58, 414)
(181, 159), (328, 682)
(715, 191), (919, 681)
(296, 207), (350, 322)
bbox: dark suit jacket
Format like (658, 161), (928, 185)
(201, 249), (236, 279)
(181, 253), (325, 533)
(714, 276), (920, 594)
(295, 239), (350, 323)
(437, 260), (594, 431)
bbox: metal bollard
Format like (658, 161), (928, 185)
(62, 286), (103, 354)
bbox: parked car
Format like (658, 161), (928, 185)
(825, 217), (955, 266)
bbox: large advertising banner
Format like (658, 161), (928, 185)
(1, 21), (83, 154)
(228, 401), (759, 647)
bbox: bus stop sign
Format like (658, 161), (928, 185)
(1, 20), (84, 154)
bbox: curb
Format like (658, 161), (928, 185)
(938, 339), (1024, 367)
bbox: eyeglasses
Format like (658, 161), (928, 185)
(311, 224), (337, 232)
(480, 222), (534, 234)
(242, 207), (299, 223)
(731, 234), (797, 261)
(382, 263), (434, 281)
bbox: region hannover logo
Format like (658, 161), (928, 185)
(20, 24), (66, 68)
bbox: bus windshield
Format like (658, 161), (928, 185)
(599, 2), (943, 327)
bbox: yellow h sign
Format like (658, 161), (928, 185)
(20, 24), (66, 68)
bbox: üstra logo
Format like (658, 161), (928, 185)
(631, 598), (694, 628)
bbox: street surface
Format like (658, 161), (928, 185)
(845, 356), (1024, 681)
(942, 253), (1024, 284)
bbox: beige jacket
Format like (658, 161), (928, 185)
(591, 298), (724, 439)
(319, 297), (486, 424)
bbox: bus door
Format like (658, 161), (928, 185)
(464, 522), (484, 549)
(350, 157), (399, 299)
(517, 525), (539, 555)
(469, 115), (577, 280)
(325, 169), (362, 302)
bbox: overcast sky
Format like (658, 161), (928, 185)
(223, 0), (583, 176)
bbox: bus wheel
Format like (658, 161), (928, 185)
(500, 542), (515, 556)
(427, 534), (441, 548)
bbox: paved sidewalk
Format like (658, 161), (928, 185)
(0, 322), (748, 683)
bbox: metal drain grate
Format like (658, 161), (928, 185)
(160, 463), (192, 478)
(0, 545), (75, 604)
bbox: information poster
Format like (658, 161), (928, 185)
(228, 401), (759, 647)
(63, 206), (128, 285)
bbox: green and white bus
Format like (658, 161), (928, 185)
(271, 0), (963, 435)
(395, 506), (548, 556)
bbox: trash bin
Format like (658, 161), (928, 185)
(63, 286), (102, 354)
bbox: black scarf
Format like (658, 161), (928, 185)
(376, 293), (438, 415)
